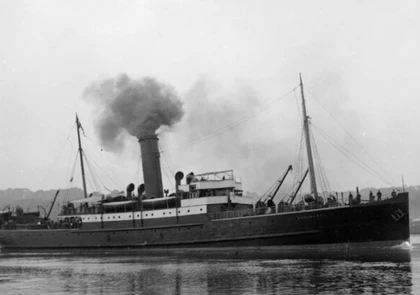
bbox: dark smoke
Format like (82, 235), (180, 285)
(83, 74), (184, 151)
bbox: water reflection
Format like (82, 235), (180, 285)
(0, 248), (413, 294)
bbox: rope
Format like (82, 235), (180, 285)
(309, 128), (331, 197)
(292, 126), (305, 190)
(83, 154), (103, 193)
(85, 136), (124, 188)
(308, 91), (398, 187)
(311, 124), (395, 187)
(162, 86), (299, 152)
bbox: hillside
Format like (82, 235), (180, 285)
(0, 187), (84, 220)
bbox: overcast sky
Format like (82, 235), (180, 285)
(0, 0), (419, 196)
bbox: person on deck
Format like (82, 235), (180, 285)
(369, 191), (374, 202)
(356, 193), (361, 205)
(377, 190), (382, 201)
(348, 192), (354, 205)
(391, 189), (397, 198)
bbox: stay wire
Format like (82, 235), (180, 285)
(164, 86), (299, 152)
(307, 91), (397, 187)
(311, 124), (394, 187)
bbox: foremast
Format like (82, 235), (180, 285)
(76, 114), (88, 199)
(299, 74), (318, 198)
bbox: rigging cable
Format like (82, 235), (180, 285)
(311, 124), (395, 187)
(63, 152), (80, 204)
(83, 154), (104, 193)
(307, 91), (398, 187)
(309, 127), (331, 197)
(292, 126), (305, 199)
(165, 86), (299, 152)
(85, 136), (124, 189)
(41, 122), (76, 188)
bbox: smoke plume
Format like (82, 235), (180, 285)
(83, 74), (184, 151)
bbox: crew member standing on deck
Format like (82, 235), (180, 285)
(377, 190), (382, 201)
(348, 192), (354, 205)
(369, 191), (374, 202)
(391, 189), (397, 197)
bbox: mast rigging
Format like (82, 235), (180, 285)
(76, 114), (88, 199)
(300, 74), (318, 198)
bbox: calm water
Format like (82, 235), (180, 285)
(0, 237), (419, 294)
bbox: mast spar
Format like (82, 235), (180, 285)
(299, 74), (318, 198)
(76, 114), (88, 199)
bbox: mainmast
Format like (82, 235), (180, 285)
(299, 74), (318, 198)
(76, 114), (88, 199)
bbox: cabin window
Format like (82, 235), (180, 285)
(187, 210), (190, 213)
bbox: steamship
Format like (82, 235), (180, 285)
(0, 75), (409, 252)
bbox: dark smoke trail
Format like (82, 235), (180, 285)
(83, 74), (184, 151)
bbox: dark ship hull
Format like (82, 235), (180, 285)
(0, 193), (409, 252)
